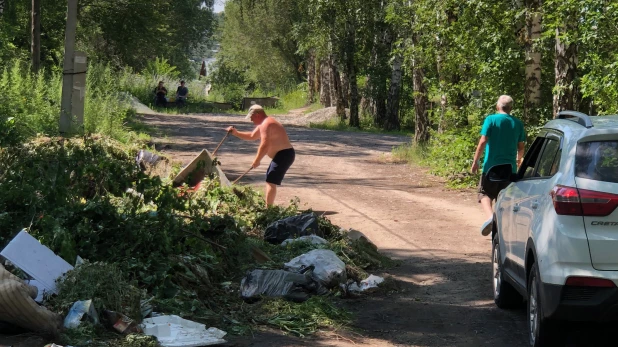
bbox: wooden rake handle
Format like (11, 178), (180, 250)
(212, 128), (233, 157)
(232, 166), (253, 185)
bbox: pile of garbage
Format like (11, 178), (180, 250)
(241, 213), (385, 303)
(0, 136), (391, 345)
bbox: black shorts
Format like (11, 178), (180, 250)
(266, 148), (295, 185)
(477, 164), (514, 202)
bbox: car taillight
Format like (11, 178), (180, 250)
(551, 185), (618, 216)
(565, 276), (616, 288)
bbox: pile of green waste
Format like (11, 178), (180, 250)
(0, 136), (393, 345)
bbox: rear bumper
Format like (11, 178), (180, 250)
(542, 283), (618, 321)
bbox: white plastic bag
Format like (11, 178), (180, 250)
(281, 235), (328, 246)
(348, 275), (385, 292)
(284, 249), (346, 288)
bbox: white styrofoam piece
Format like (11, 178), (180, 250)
(141, 315), (227, 347)
(26, 279), (45, 302)
(0, 230), (74, 295)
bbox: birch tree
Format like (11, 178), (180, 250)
(524, 0), (542, 121)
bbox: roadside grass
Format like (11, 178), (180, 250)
(149, 102), (244, 115)
(265, 88), (309, 115)
(310, 117), (413, 136)
(302, 102), (323, 114)
(392, 131), (479, 189)
(391, 141), (426, 164)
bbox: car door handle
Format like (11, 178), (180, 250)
(531, 201), (539, 210)
(513, 204), (520, 212)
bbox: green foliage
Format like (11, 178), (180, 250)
(208, 58), (249, 107)
(60, 323), (158, 347)
(49, 262), (143, 322)
(392, 125), (482, 188)
(143, 57), (181, 79)
(0, 0), (215, 76)
(217, 0), (303, 89)
(259, 297), (351, 337)
(0, 61), (60, 142)
(253, 83), (309, 114)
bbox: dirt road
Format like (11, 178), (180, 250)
(140, 111), (611, 347)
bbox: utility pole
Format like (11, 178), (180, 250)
(59, 0), (80, 134)
(31, 0), (41, 73)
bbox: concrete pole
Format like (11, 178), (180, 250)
(59, 0), (78, 134)
(71, 52), (87, 128)
(31, 0), (41, 73)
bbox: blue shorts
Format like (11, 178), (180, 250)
(266, 148), (295, 185)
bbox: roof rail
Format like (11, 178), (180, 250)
(557, 110), (594, 128)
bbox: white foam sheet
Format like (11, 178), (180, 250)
(1, 230), (74, 295)
(25, 279), (45, 302)
(141, 315), (227, 347)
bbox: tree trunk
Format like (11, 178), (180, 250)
(367, 27), (391, 128)
(319, 60), (331, 107)
(436, 41), (447, 133)
(330, 59), (346, 119)
(31, 0), (41, 73)
(345, 17), (359, 128)
(553, 24), (578, 118)
(340, 72), (350, 108)
(524, 0), (542, 122)
(412, 33), (430, 144)
(348, 62), (359, 127)
(307, 53), (316, 104)
(385, 52), (403, 130)
(329, 59), (337, 108)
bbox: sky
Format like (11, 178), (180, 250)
(214, 0), (226, 13)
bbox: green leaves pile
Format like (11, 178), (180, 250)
(0, 136), (391, 340)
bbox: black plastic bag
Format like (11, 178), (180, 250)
(264, 213), (322, 244)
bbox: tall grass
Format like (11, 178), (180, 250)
(0, 60), (140, 144)
(0, 62), (60, 142)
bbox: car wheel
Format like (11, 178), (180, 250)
(528, 262), (561, 347)
(492, 234), (522, 308)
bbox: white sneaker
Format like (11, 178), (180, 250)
(481, 217), (493, 236)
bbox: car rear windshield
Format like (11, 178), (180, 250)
(576, 141), (618, 183)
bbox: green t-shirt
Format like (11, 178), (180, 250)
(481, 113), (526, 173)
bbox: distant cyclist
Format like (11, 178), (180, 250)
(176, 80), (189, 107)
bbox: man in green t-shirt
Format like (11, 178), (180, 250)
(471, 95), (526, 236)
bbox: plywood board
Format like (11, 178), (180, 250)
(173, 149), (230, 188)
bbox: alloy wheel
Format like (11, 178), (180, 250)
(493, 244), (501, 298)
(529, 277), (539, 345)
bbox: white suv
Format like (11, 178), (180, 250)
(492, 111), (618, 346)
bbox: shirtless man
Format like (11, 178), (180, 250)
(226, 105), (295, 206)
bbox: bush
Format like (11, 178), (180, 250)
(393, 125), (482, 188)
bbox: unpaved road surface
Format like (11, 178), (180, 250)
(137, 111), (613, 347)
